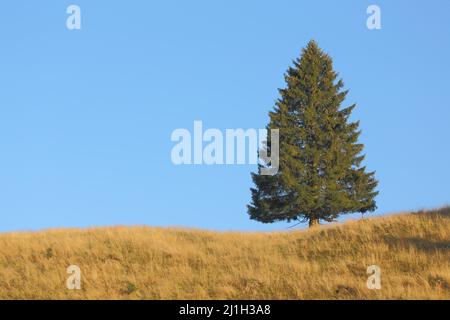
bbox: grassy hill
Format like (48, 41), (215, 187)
(0, 207), (449, 300)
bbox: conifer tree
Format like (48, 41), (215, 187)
(248, 40), (378, 227)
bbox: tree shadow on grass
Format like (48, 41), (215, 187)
(384, 236), (450, 252)
(412, 206), (450, 219)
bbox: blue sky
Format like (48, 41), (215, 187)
(0, 1), (449, 232)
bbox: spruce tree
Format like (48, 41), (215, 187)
(248, 40), (378, 227)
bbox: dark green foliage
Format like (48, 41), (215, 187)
(248, 40), (378, 227)
(126, 282), (137, 294)
(45, 247), (54, 259)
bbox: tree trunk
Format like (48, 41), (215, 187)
(309, 217), (320, 228)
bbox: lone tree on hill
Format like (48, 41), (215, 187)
(248, 40), (378, 228)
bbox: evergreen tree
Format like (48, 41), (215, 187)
(248, 40), (378, 227)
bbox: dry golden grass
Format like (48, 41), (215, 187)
(0, 207), (449, 300)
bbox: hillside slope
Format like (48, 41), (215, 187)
(0, 208), (449, 299)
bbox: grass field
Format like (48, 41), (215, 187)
(0, 207), (449, 299)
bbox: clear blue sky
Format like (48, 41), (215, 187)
(1, 1), (449, 232)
